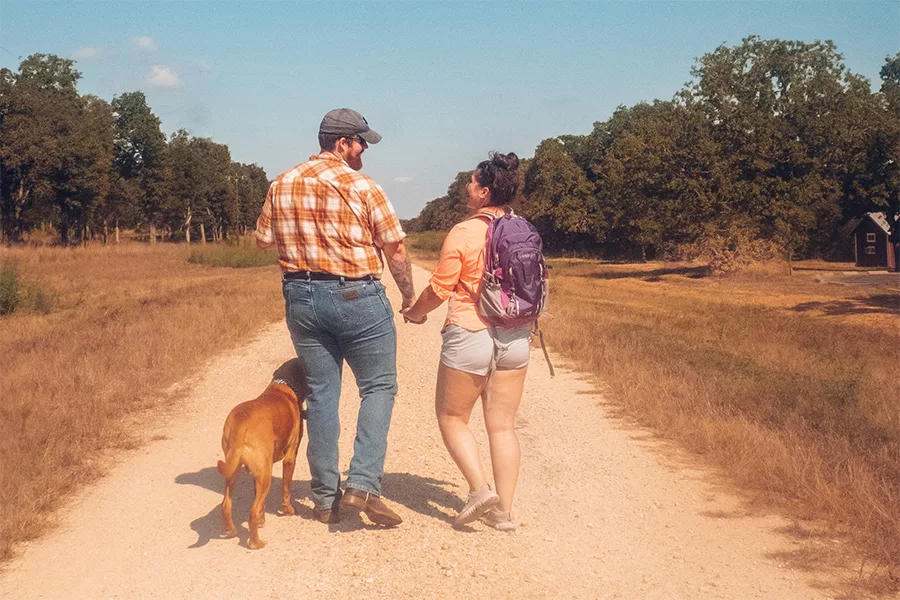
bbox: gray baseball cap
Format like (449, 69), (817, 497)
(318, 108), (382, 144)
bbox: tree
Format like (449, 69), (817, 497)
(233, 163), (269, 235)
(165, 129), (202, 241)
(594, 101), (730, 258)
(409, 170), (472, 232)
(686, 36), (872, 257)
(111, 91), (167, 240)
(195, 138), (232, 240)
(872, 54), (900, 270)
(52, 95), (115, 245)
(164, 131), (233, 242)
(520, 138), (597, 250)
(880, 53), (900, 112)
(0, 54), (83, 243)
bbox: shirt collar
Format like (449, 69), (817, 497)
(476, 206), (507, 217)
(310, 150), (348, 166)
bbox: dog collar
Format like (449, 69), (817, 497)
(271, 378), (296, 396)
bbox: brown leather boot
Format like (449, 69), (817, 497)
(312, 506), (339, 524)
(312, 498), (341, 523)
(340, 488), (402, 526)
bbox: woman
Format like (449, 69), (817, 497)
(403, 152), (529, 531)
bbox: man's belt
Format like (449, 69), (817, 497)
(283, 271), (376, 282)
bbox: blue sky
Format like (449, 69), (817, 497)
(1, 1), (897, 219)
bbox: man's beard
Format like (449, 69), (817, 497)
(347, 155), (363, 171)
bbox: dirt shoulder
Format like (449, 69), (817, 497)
(0, 266), (855, 599)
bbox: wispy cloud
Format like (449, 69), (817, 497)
(72, 47), (100, 60)
(133, 36), (157, 52)
(393, 176), (413, 184)
(148, 65), (181, 88)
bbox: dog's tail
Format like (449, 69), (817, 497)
(217, 422), (245, 480)
(217, 450), (242, 479)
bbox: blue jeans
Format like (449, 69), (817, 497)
(283, 278), (397, 510)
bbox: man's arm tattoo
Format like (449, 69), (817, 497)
(387, 253), (416, 305)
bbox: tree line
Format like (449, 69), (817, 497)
(406, 37), (900, 264)
(1, 54), (269, 245)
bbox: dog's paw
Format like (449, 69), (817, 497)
(223, 527), (237, 538)
(281, 504), (296, 516)
(249, 537), (266, 550)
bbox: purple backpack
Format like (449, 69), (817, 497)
(471, 210), (548, 328)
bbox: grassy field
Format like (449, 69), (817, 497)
(2, 232), (898, 590)
(406, 231), (900, 590)
(0, 241), (284, 560)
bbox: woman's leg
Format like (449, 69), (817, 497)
(483, 366), (527, 512)
(435, 362), (489, 492)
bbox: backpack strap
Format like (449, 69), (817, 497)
(455, 211), (496, 300)
(532, 319), (555, 377)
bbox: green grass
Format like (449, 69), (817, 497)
(0, 261), (57, 315)
(0, 262), (19, 315)
(405, 231), (447, 271)
(405, 231), (447, 253)
(187, 245), (278, 268)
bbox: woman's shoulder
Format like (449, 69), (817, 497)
(440, 217), (487, 256)
(454, 213), (493, 232)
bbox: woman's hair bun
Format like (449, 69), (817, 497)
(490, 151), (519, 171)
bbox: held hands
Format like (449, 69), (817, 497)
(400, 307), (427, 325)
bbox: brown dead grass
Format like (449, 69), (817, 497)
(408, 237), (900, 593)
(542, 259), (900, 593)
(0, 243), (284, 560)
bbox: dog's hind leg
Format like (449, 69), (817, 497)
(248, 469), (271, 550)
(281, 455), (297, 516)
(221, 470), (239, 538)
(281, 425), (301, 516)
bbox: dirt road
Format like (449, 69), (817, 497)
(1, 266), (837, 599)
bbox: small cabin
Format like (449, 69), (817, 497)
(852, 212), (895, 269)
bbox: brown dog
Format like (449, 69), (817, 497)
(217, 358), (309, 549)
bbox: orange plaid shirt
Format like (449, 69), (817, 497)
(255, 152), (406, 278)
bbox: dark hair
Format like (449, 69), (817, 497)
(474, 152), (520, 206)
(318, 131), (344, 151)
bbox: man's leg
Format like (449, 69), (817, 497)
(284, 280), (343, 511)
(338, 282), (398, 496)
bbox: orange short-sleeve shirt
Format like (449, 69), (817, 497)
(428, 207), (505, 332)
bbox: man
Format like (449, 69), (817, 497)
(256, 108), (415, 526)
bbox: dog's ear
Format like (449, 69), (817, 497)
(290, 358), (312, 399)
(274, 358), (311, 399)
(272, 359), (295, 383)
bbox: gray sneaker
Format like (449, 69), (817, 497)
(482, 507), (516, 531)
(453, 484), (500, 526)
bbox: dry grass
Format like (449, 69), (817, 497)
(0, 242), (284, 560)
(407, 234), (900, 592)
(543, 260), (900, 592)
(404, 231), (444, 272)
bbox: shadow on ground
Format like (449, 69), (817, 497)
(175, 468), (464, 547)
(382, 472), (462, 523)
(175, 467), (315, 549)
(766, 522), (900, 600)
(790, 294), (900, 316)
(583, 266), (708, 281)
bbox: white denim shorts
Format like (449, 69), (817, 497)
(439, 324), (531, 376)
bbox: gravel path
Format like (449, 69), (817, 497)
(1, 266), (833, 599)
